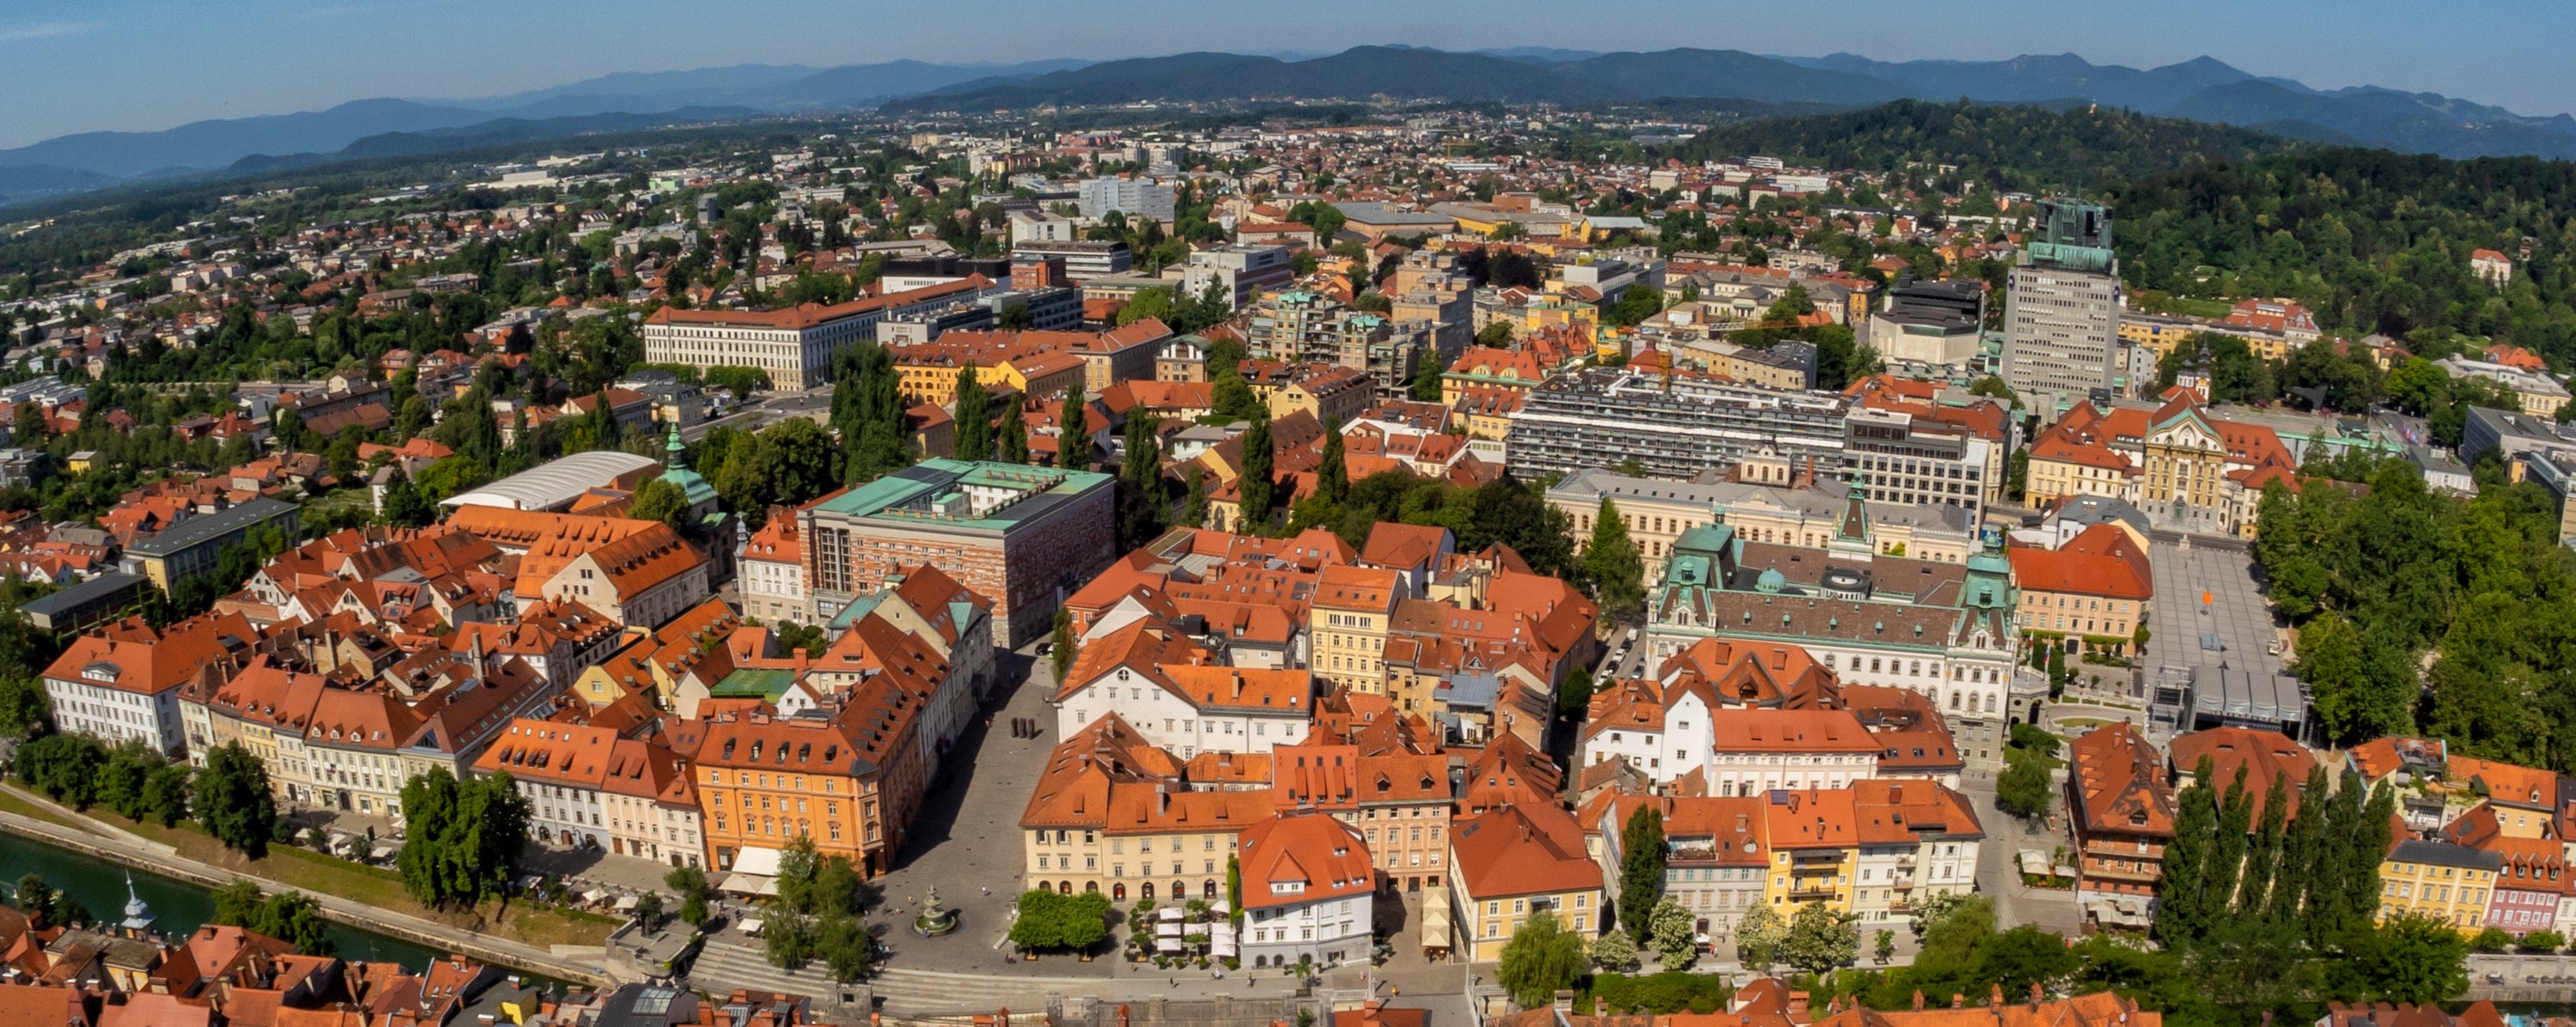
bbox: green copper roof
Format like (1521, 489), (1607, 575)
(811, 458), (1113, 531)
(710, 668), (798, 701)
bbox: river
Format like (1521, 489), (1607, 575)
(0, 831), (446, 968)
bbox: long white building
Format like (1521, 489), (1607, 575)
(641, 276), (1001, 387)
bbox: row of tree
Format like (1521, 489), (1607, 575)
(2156, 760), (2395, 953)
(13, 736), (283, 856)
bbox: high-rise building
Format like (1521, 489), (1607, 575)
(1076, 178), (1176, 221)
(2001, 198), (2121, 400)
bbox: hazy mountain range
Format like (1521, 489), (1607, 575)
(7, 46), (2576, 207)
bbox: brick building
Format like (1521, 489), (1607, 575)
(799, 459), (1114, 646)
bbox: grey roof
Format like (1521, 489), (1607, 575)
(1548, 467), (1766, 509)
(2388, 838), (2502, 872)
(439, 450), (659, 511)
(125, 498), (297, 556)
(2045, 495), (2151, 536)
(2186, 664), (2307, 726)
(17, 572), (146, 618)
(1331, 202), (1453, 227)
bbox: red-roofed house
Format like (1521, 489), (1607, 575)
(2008, 522), (2154, 657)
(1238, 811), (1376, 969)
(1447, 802), (1602, 961)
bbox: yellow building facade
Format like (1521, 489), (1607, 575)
(2379, 840), (2502, 933)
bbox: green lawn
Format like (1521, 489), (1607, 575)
(84, 807), (616, 948)
(0, 788), (91, 831)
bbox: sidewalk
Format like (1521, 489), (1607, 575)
(0, 785), (611, 988)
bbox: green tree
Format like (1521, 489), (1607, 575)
(2154, 756), (2217, 949)
(14, 733), (101, 805)
(0, 672), (51, 739)
(1782, 902), (1861, 975)
(397, 769), (534, 908)
(1587, 498), (1645, 621)
(1649, 897), (1698, 969)
(1316, 427), (1348, 503)
(1590, 929), (1640, 972)
(2202, 765), (2255, 932)
(998, 401), (1030, 465)
(142, 763), (191, 826)
(1409, 363), (1446, 401)
(1007, 889), (1110, 951)
(1050, 607), (1078, 683)
(1237, 404), (1274, 528)
(2336, 913), (2470, 1005)
(1183, 466), (1210, 530)
(1211, 363), (1259, 420)
(2265, 765), (2330, 925)
(1497, 909), (1586, 1008)
(1996, 750), (2054, 820)
(1057, 376), (1088, 469)
(1556, 665), (1595, 718)
(953, 364), (993, 461)
(1619, 805), (1666, 943)
(13, 873), (55, 929)
(632, 891), (664, 929)
(1735, 903), (1786, 973)
(2236, 771), (2290, 917)
(380, 465), (434, 528)
(194, 742), (277, 858)
(666, 865), (713, 927)
(629, 477), (689, 530)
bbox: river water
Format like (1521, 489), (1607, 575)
(0, 832), (445, 967)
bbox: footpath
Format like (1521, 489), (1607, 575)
(0, 785), (613, 988)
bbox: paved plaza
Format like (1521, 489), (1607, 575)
(2146, 534), (2287, 684)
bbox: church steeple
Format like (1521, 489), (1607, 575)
(1830, 477), (1874, 558)
(119, 872), (155, 938)
(664, 419), (686, 471)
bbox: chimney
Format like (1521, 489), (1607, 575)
(1952, 994), (1965, 1010)
(1913, 991), (1925, 1012)
(1991, 984), (2005, 1008)
(2031, 983), (2044, 1010)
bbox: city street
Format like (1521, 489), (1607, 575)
(1959, 764), (2082, 936)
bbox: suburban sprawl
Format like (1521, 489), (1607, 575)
(2, 70), (2576, 1027)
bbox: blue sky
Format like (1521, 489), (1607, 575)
(3, 0), (2571, 150)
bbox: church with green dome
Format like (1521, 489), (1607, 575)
(653, 420), (737, 580)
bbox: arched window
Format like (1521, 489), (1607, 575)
(1114, 883), (1127, 901)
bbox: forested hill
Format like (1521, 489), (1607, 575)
(1670, 100), (2307, 194)
(1679, 100), (2576, 362)
(2111, 149), (2576, 352)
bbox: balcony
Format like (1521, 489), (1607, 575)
(1789, 848), (1848, 865)
(1892, 876), (1915, 890)
(1789, 885), (1839, 901)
